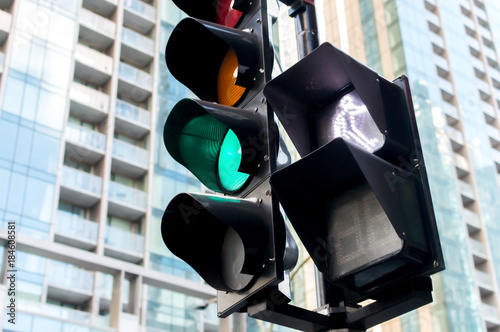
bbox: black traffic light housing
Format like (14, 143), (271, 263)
(161, 0), (291, 318)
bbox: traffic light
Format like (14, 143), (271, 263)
(265, 43), (444, 303)
(161, 0), (289, 318)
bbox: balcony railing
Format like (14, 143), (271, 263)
(108, 181), (147, 209)
(112, 139), (149, 167)
(453, 153), (469, 175)
(65, 123), (106, 152)
(469, 238), (486, 256)
(61, 166), (103, 196)
(429, 31), (445, 53)
(118, 62), (153, 91)
(466, 35), (480, 56)
(444, 126), (464, 147)
(79, 8), (115, 38)
(475, 270), (493, 288)
(462, 208), (480, 229)
(18, 300), (112, 329)
(438, 77), (454, 100)
(442, 102), (459, 123)
(48, 260), (94, 293)
(70, 82), (109, 121)
(105, 225), (144, 254)
(55, 210), (98, 244)
(476, 77), (491, 95)
(124, 0), (155, 22)
(458, 180), (475, 202)
(115, 99), (151, 128)
(75, 43), (113, 75)
(481, 303), (499, 322)
(122, 27), (154, 55)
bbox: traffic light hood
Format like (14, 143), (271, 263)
(171, 0), (252, 27)
(270, 138), (438, 293)
(264, 43), (411, 161)
(161, 193), (270, 292)
(165, 18), (260, 105)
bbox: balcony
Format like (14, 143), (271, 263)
(474, 6), (487, 22)
(108, 181), (146, 220)
(481, 100), (496, 123)
(486, 124), (500, 146)
(54, 210), (98, 251)
(123, 0), (156, 34)
(18, 301), (110, 329)
(117, 62), (152, 103)
(69, 82), (109, 123)
(83, 0), (117, 17)
(453, 153), (469, 178)
(470, 55), (485, 76)
(65, 123), (106, 164)
(488, 65), (500, 83)
(478, 24), (492, 41)
(458, 179), (475, 205)
(460, 0), (471, 14)
(121, 27), (154, 67)
(104, 225), (144, 263)
(483, 45), (497, 63)
(74, 43), (113, 86)
(481, 303), (500, 328)
(463, 208), (481, 233)
(111, 139), (149, 178)
(47, 261), (94, 304)
(429, 32), (445, 54)
(462, 15), (476, 36)
(0, 9), (12, 45)
(445, 126), (464, 151)
(469, 238), (487, 263)
(466, 35), (481, 56)
(433, 54), (449, 77)
(115, 99), (150, 139)
(438, 77), (454, 101)
(442, 102), (459, 125)
(475, 270), (494, 296)
(79, 8), (116, 51)
(476, 77), (491, 99)
(60, 166), (102, 207)
(492, 149), (500, 172)
(425, 10), (440, 32)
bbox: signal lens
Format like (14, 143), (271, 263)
(218, 129), (250, 192)
(216, 0), (243, 28)
(217, 48), (246, 106)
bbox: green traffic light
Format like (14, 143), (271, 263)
(218, 129), (250, 192)
(171, 109), (250, 194)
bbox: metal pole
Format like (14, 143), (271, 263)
(288, 0), (320, 59)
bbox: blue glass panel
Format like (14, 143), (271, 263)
(23, 177), (54, 223)
(0, 120), (18, 162)
(30, 131), (60, 175)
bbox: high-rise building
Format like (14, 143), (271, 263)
(319, 0), (500, 330)
(0, 0), (227, 330)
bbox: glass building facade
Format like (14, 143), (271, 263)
(322, 0), (500, 330)
(0, 0), (221, 330)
